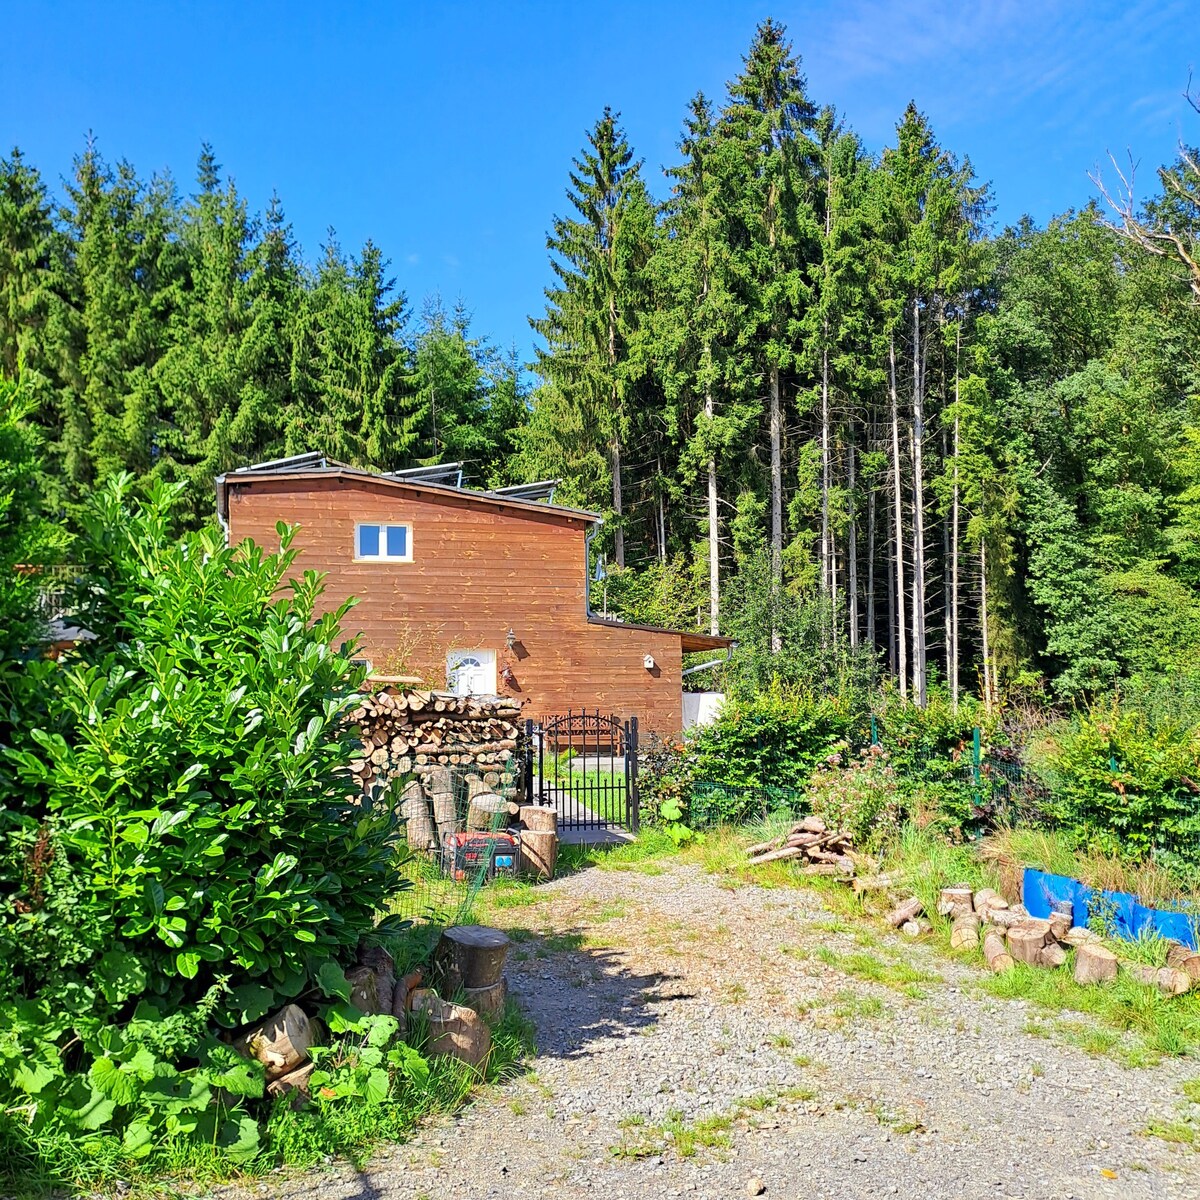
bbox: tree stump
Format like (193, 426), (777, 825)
(1007, 922), (1049, 966)
(519, 829), (559, 880)
(401, 779), (435, 851)
(1128, 964), (1192, 996)
(234, 1004), (315, 1081)
(937, 885), (975, 920)
(886, 897), (923, 928)
(1036, 942), (1068, 969)
(463, 977), (508, 1019)
(1048, 909), (1073, 943)
(1062, 926), (1100, 947)
(982, 927), (1014, 973)
(467, 791), (507, 831)
(982, 905), (1027, 929)
(950, 911), (981, 950)
(519, 804), (559, 833)
(434, 925), (511, 994)
(1073, 942), (1118, 985)
(410, 989), (492, 1068)
(1166, 942), (1200, 982)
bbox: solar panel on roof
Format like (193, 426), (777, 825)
(491, 480), (560, 503)
(383, 463), (464, 489)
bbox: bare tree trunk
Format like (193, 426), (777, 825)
(950, 326), (962, 709)
(611, 431), (624, 568)
(980, 539), (993, 711)
(769, 362), (782, 653)
(608, 284), (624, 567)
(820, 345), (831, 607)
(889, 335), (908, 698)
(847, 435), (859, 647)
(910, 300), (927, 708)
(886, 497), (896, 674)
(866, 481), (876, 649)
(705, 369), (720, 636)
(657, 459), (667, 565)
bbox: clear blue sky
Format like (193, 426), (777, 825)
(3, 1), (1195, 363)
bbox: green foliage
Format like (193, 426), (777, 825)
(1042, 699), (1200, 861)
(686, 686), (865, 791)
(1, 477), (404, 1016)
(804, 745), (904, 851)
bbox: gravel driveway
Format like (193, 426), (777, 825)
(237, 861), (1200, 1200)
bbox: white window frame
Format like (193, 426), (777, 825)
(447, 649), (498, 696)
(354, 522), (413, 562)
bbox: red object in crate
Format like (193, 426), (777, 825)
(440, 831), (519, 882)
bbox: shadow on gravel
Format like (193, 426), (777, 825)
(504, 924), (695, 1062)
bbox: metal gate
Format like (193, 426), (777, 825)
(525, 711), (639, 833)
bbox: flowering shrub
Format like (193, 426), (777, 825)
(804, 745), (905, 851)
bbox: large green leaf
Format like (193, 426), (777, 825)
(96, 950), (148, 1006)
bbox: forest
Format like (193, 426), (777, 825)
(3, 17), (1200, 708)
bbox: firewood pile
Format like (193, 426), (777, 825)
(348, 685), (524, 792)
(881, 883), (1200, 994)
(744, 815), (867, 876)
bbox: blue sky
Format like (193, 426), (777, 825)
(3, 1), (1195, 363)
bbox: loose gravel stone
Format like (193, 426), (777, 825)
(235, 862), (1200, 1200)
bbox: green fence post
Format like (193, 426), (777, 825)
(870, 715), (879, 747)
(973, 727), (982, 783)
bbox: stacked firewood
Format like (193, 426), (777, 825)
(348, 686), (524, 791)
(744, 816), (864, 875)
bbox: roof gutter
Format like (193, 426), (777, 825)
(682, 650), (732, 677)
(584, 520), (604, 620)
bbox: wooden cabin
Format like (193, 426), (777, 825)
(217, 454), (730, 734)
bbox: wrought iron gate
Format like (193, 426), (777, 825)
(525, 711), (639, 832)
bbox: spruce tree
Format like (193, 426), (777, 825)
(531, 107), (654, 566)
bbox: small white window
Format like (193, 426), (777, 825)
(355, 522), (412, 562)
(447, 650), (497, 696)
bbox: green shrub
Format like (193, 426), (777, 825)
(2, 476), (405, 1019)
(804, 745), (904, 851)
(1042, 699), (1200, 861)
(686, 685), (865, 790)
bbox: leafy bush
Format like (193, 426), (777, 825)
(804, 745), (905, 851)
(685, 685), (866, 791)
(1041, 699), (1200, 861)
(2, 478), (404, 1021)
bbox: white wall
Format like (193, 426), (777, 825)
(682, 691), (724, 729)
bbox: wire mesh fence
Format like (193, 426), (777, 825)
(689, 781), (808, 828)
(386, 761), (523, 959)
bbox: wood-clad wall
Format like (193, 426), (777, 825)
(227, 476), (684, 733)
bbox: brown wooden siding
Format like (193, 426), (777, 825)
(226, 477), (684, 733)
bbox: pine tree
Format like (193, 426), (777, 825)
(532, 107), (654, 567)
(719, 18), (819, 645)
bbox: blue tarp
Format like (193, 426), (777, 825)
(1023, 868), (1199, 950)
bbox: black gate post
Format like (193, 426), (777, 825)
(627, 715), (640, 832)
(523, 718), (535, 806)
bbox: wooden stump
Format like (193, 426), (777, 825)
(1062, 926), (1100, 947)
(234, 1004), (315, 1081)
(1128, 964), (1192, 996)
(434, 925), (511, 993)
(519, 804), (559, 833)
(937, 885), (975, 921)
(886, 896), (923, 928)
(467, 791), (507, 831)
(401, 779), (435, 851)
(950, 911), (981, 950)
(520, 829), (559, 880)
(410, 989), (492, 1068)
(1166, 942), (1200, 982)
(391, 967), (424, 1023)
(983, 927), (1014, 973)
(1007, 922), (1049, 966)
(1073, 942), (1118, 985)
(1047, 909), (1073, 942)
(794, 814), (827, 834)
(1036, 942), (1068, 969)
(463, 977), (508, 1019)
(981, 905), (1028, 929)
(427, 766), (456, 827)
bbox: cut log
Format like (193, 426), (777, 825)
(748, 846), (804, 866)
(1128, 964), (1192, 996)
(265, 1060), (315, 1104)
(467, 790), (507, 832)
(1007, 922), (1050, 966)
(983, 927), (1014, 973)
(462, 977), (508, 1019)
(1047, 910), (1072, 943)
(409, 989), (492, 1068)
(950, 912), (981, 950)
(793, 815), (827, 834)
(392, 967), (424, 1022)
(1062, 926), (1100, 947)
(519, 804), (559, 833)
(1073, 942), (1118, 985)
(937, 885), (975, 921)
(356, 945), (396, 1015)
(853, 873), (900, 894)
(973, 888), (1006, 912)
(886, 897), (924, 928)
(519, 830), (559, 880)
(1035, 942), (1067, 969)
(799, 863), (840, 876)
(1165, 942), (1200, 981)
(234, 1004), (315, 1081)
(982, 905), (1028, 929)
(435, 925), (511, 994)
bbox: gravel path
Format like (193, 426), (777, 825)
(236, 861), (1200, 1200)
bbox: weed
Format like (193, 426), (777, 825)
(768, 1033), (794, 1049)
(1143, 1119), (1197, 1146)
